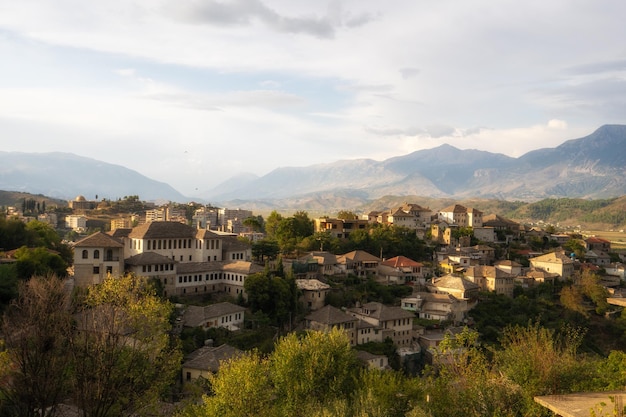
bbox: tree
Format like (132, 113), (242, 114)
(242, 216), (264, 232)
(13, 246), (69, 280)
(181, 329), (358, 417)
(1, 275), (73, 417)
(494, 321), (593, 414)
(70, 274), (182, 417)
(264, 211), (283, 239)
(269, 329), (358, 416)
(337, 210), (358, 220)
(244, 267), (297, 327)
(251, 239), (280, 262)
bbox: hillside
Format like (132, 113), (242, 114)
(0, 190), (68, 209)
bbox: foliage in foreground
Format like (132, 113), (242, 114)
(178, 323), (626, 417)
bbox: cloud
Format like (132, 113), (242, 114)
(399, 67), (420, 79)
(168, 0), (374, 39)
(114, 68), (136, 77)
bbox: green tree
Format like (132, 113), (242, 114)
(13, 246), (68, 280)
(269, 329), (358, 416)
(181, 351), (273, 417)
(251, 239), (280, 262)
(70, 274), (182, 417)
(1, 275), (73, 417)
(494, 322), (593, 414)
(337, 210), (358, 220)
(264, 211), (283, 239)
(244, 267), (297, 327)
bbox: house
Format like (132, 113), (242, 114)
(182, 344), (242, 385)
(336, 250), (381, 278)
(584, 250), (611, 266)
(183, 302), (246, 331)
(522, 268), (559, 286)
(482, 214), (523, 240)
(73, 221), (263, 299)
(495, 260), (523, 276)
(437, 204), (483, 228)
(347, 302), (416, 348)
(288, 251), (338, 279)
(428, 274), (480, 302)
(296, 279), (330, 310)
(355, 350), (389, 370)
(314, 217), (369, 239)
(377, 255), (426, 285)
(304, 305), (360, 346)
(584, 236), (611, 252)
(529, 250), (575, 280)
(464, 265), (516, 297)
(605, 263), (626, 279)
(73, 232), (125, 287)
(406, 292), (469, 324)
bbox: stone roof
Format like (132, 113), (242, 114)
(128, 221), (196, 239)
(389, 208), (412, 218)
(495, 260), (523, 267)
(125, 252), (177, 266)
(530, 251), (574, 264)
(305, 305), (356, 325)
(296, 279), (330, 291)
(221, 236), (251, 251)
(439, 204), (482, 215)
(108, 228), (132, 238)
(183, 344), (242, 373)
(524, 268), (560, 280)
(222, 260), (264, 274)
(195, 229), (222, 239)
(74, 232), (123, 248)
(183, 302), (246, 327)
(431, 274), (480, 291)
(338, 250), (381, 263)
(351, 302), (415, 321)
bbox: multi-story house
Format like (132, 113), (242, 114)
(73, 232), (125, 287)
(437, 204), (483, 228)
(464, 265), (516, 297)
(305, 305), (360, 345)
(73, 221), (262, 298)
(377, 255), (426, 285)
(529, 250), (575, 280)
(65, 214), (88, 232)
(314, 217), (369, 239)
(585, 236), (611, 252)
(347, 302), (416, 348)
(296, 279), (330, 311)
(428, 274), (480, 302)
(336, 250), (381, 278)
(183, 301), (246, 331)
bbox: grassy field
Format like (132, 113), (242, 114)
(583, 230), (626, 250)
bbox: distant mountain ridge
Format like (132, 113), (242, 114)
(0, 152), (187, 202)
(205, 124), (626, 203)
(2, 125), (626, 207)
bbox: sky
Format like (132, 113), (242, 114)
(1, 1), (626, 196)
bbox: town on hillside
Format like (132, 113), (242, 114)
(1, 194), (626, 415)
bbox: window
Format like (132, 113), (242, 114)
(106, 266), (112, 274)
(93, 250), (100, 259)
(82, 250), (88, 259)
(93, 266), (100, 274)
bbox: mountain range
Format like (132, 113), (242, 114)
(2, 125), (626, 209)
(204, 124), (626, 203)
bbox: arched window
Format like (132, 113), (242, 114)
(82, 249), (88, 259)
(94, 250), (100, 259)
